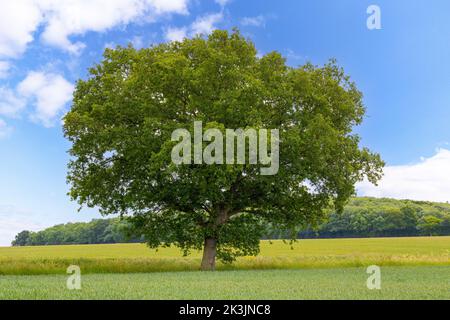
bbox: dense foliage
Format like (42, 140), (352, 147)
(12, 198), (450, 246)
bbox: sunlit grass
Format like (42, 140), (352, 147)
(0, 237), (448, 275)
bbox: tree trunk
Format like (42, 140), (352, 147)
(201, 237), (217, 271)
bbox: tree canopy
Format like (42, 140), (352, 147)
(63, 29), (383, 270)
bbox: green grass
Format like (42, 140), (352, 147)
(0, 237), (448, 300)
(0, 237), (448, 275)
(0, 267), (448, 300)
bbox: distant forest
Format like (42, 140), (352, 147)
(269, 197), (450, 239)
(12, 197), (450, 246)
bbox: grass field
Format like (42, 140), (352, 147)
(0, 237), (448, 275)
(0, 237), (448, 300)
(0, 267), (449, 300)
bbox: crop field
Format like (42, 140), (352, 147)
(0, 237), (449, 299)
(0, 267), (449, 300)
(0, 237), (448, 275)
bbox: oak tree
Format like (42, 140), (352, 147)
(64, 30), (383, 270)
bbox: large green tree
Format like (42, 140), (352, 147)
(63, 30), (383, 270)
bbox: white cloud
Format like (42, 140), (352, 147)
(0, 205), (45, 246)
(164, 26), (188, 42)
(215, 0), (231, 7)
(164, 12), (222, 42)
(0, 0), (190, 56)
(0, 87), (26, 118)
(0, 218), (40, 246)
(286, 49), (304, 62)
(0, 119), (13, 139)
(358, 148), (450, 203)
(190, 13), (223, 36)
(241, 15), (266, 27)
(0, 70), (73, 128)
(104, 42), (117, 50)
(131, 36), (144, 49)
(0, 61), (11, 78)
(18, 71), (74, 127)
(0, 0), (42, 58)
(40, 0), (190, 54)
(150, 0), (189, 14)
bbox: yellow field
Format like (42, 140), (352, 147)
(0, 237), (449, 275)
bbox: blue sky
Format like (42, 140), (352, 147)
(1, 0), (450, 245)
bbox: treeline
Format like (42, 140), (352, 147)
(12, 219), (144, 246)
(268, 197), (450, 239)
(12, 197), (450, 246)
